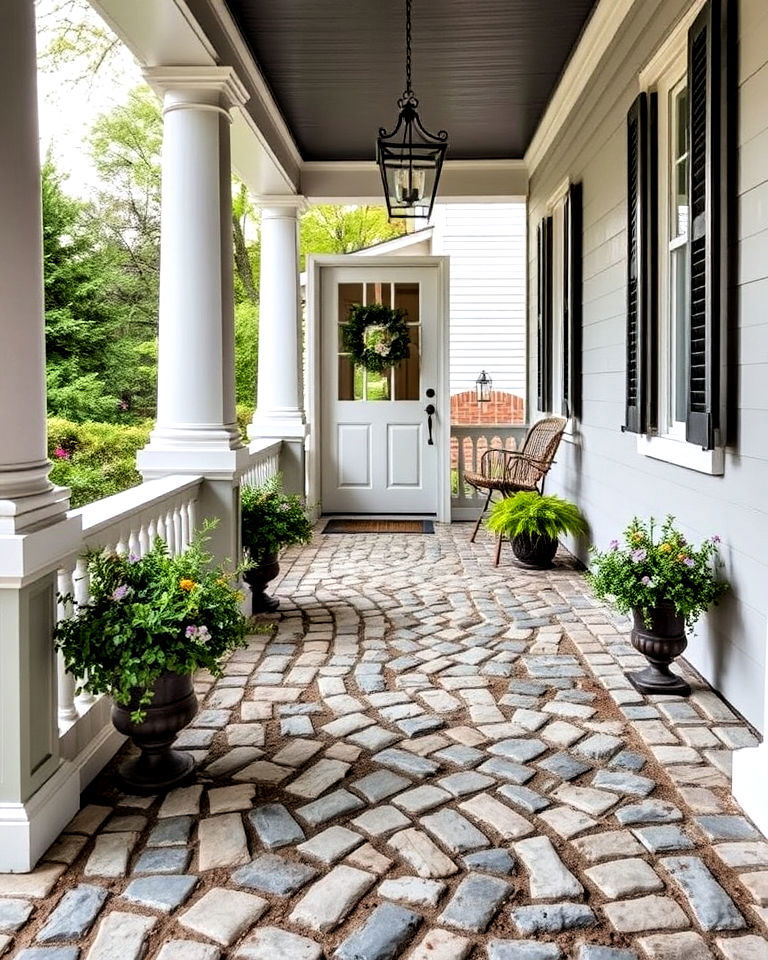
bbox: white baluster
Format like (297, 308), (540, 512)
(157, 512), (167, 543)
(456, 434), (466, 501)
(188, 499), (198, 538)
(73, 557), (95, 706)
(128, 527), (141, 558)
(139, 520), (150, 555)
(56, 567), (77, 723)
(166, 509), (176, 554)
(180, 500), (190, 549)
(115, 529), (128, 555)
(173, 505), (183, 553)
(147, 517), (158, 546)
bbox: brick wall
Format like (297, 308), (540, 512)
(450, 390), (525, 425)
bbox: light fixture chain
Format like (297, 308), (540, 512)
(405, 0), (413, 98)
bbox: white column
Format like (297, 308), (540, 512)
(0, 0), (83, 872)
(249, 200), (306, 439)
(249, 199), (307, 495)
(137, 68), (251, 564)
(138, 67), (249, 474)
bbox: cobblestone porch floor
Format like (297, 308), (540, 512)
(2, 524), (767, 960)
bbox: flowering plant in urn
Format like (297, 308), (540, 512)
(587, 515), (727, 629)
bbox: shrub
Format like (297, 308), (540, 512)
(48, 417), (150, 508)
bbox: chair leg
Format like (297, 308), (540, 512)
(494, 533), (504, 567)
(470, 489), (494, 543)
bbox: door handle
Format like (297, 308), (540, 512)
(425, 404), (436, 445)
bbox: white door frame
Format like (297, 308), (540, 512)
(306, 255), (451, 523)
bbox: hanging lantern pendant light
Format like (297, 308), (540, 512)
(377, 0), (448, 220)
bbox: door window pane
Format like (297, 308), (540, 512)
(366, 369), (392, 401)
(338, 355), (364, 400)
(366, 282), (392, 307)
(394, 325), (420, 400)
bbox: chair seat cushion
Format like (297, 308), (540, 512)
(463, 473), (537, 493)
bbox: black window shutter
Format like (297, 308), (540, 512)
(686, 0), (727, 449)
(537, 216), (553, 413)
(562, 182), (582, 420)
(624, 92), (657, 434)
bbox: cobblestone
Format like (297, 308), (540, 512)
(6, 526), (768, 960)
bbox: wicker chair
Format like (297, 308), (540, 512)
(464, 416), (567, 565)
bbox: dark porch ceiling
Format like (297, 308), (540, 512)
(223, 0), (599, 162)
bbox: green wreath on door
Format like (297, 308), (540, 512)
(341, 303), (411, 375)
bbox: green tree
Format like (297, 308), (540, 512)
(42, 158), (122, 420)
(299, 205), (405, 268)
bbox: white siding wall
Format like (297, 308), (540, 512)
(431, 203), (527, 400)
(527, 0), (768, 729)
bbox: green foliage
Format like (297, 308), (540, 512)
(299, 205), (405, 268)
(486, 492), (588, 541)
(341, 303), (411, 375)
(235, 301), (258, 407)
(54, 533), (247, 721)
(47, 417), (149, 508)
(241, 475), (313, 564)
(587, 516), (728, 628)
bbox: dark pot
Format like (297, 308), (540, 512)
(510, 533), (558, 569)
(112, 670), (198, 792)
(243, 553), (280, 613)
(627, 600), (691, 697)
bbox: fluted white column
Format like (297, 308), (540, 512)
(138, 67), (249, 474)
(249, 200), (307, 440)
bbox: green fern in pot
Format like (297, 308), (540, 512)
(486, 491), (588, 568)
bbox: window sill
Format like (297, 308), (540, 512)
(636, 434), (724, 475)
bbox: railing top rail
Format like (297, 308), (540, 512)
(451, 424), (530, 433)
(246, 438), (282, 459)
(70, 475), (203, 538)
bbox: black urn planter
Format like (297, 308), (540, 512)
(243, 553), (280, 613)
(510, 533), (558, 569)
(112, 670), (198, 793)
(627, 601), (691, 697)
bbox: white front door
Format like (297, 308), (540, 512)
(318, 261), (447, 516)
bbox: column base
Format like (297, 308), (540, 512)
(0, 483), (70, 536)
(0, 761), (80, 873)
(732, 741), (768, 839)
(137, 440), (249, 481)
(248, 414), (307, 442)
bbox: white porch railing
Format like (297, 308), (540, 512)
(55, 475), (203, 734)
(53, 437), (284, 792)
(451, 424), (529, 520)
(240, 438), (282, 489)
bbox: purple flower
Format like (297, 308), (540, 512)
(185, 625), (198, 639)
(631, 548), (647, 563)
(711, 534), (721, 544)
(111, 584), (129, 601)
(128, 553), (140, 564)
(684, 557), (695, 567)
(609, 539), (619, 551)
(641, 575), (654, 586)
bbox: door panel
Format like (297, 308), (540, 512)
(387, 424), (422, 488)
(337, 424), (371, 487)
(321, 264), (443, 515)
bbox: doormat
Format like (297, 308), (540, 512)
(323, 519), (435, 534)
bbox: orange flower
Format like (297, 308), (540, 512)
(179, 578), (196, 591)
(677, 553), (688, 563)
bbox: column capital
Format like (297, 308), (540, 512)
(257, 195), (308, 216)
(143, 66), (249, 111)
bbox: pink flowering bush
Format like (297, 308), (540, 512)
(587, 515), (727, 628)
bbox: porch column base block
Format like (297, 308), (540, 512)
(0, 760), (80, 873)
